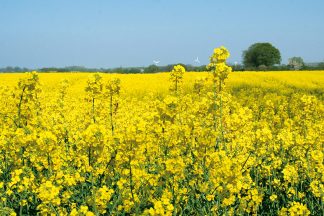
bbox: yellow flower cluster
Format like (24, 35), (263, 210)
(279, 202), (311, 216)
(207, 46), (232, 91)
(0, 47), (323, 215)
(169, 64), (186, 93)
(209, 46), (230, 63)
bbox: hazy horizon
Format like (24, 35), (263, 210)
(1, 0), (324, 68)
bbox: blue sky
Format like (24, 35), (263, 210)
(0, 0), (323, 68)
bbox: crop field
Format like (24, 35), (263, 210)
(0, 48), (323, 215)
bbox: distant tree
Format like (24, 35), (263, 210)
(121, 67), (141, 73)
(258, 64), (267, 71)
(230, 63), (244, 71)
(144, 64), (159, 73)
(288, 57), (304, 70)
(318, 62), (324, 69)
(243, 43), (281, 68)
(162, 64), (187, 72)
(164, 64), (175, 72)
(197, 65), (207, 71)
(5, 66), (14, 72)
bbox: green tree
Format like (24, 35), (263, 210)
(318, 62), (324, 69)
(144, 64), (159, 73)
(243, 42), (281, 68)
(288, 57), (304, 70)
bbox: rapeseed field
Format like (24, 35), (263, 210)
(0, 47), (323, 215)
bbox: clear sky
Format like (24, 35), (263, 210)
(0, 0), (323, 68)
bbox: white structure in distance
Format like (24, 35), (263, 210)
(194, 57), (200, 64)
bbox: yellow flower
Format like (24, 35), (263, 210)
(37, 181), (61, 205)
(288, 202), (310, 216)
(6, 189), (13, 196)
(222, 195), (236, 207)
(270, 194), (277, 202)
(80, 205), (89, 214)
(206, 194), (215, 201)
(282, 164), (299, 184)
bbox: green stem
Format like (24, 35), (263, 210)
(17, 86), (26, 128)
(213, 78), (218, 149)
(110, 94), (114, 135)
(92, 97), (96, 123)
(219, 93), (225, 150)
(88, 146), (92, 167)
(129, 154), (135, 201)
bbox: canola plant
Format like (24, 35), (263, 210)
(0, 47), (323, 215)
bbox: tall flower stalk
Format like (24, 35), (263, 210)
(105, 77), (121, 135)
(85, 73), (103, 124)
(207, 46), (232, 149)
(169, 65), (186, 95)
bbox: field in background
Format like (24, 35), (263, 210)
(1, 71), (323, 98)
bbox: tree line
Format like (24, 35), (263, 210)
(1, 43), (324, 73)
(0, 64), (207, 74)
